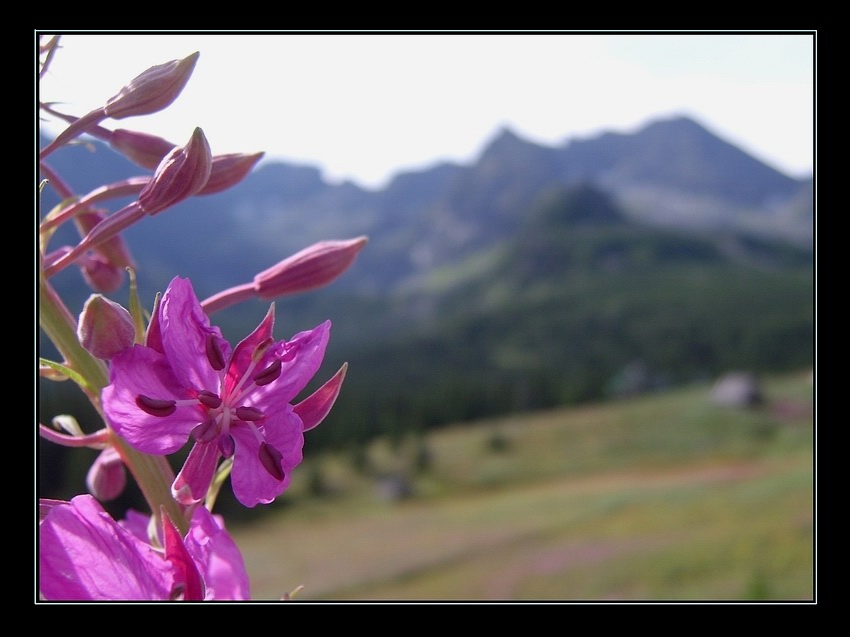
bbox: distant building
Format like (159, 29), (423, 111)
(710, 372), (763, 407)
(375, 473), (413, 502)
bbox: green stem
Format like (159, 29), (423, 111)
(38, 277), (108, 397)
(112, 436), (186, 535)
(39, 276), (188, 534)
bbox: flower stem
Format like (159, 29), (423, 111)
(111, 435), (186, 534)
(39, 276), (188, 533)
(38, 276), (108, 398)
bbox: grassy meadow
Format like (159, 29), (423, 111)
(231, 369), (815, 602)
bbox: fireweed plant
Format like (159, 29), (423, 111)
(37, 35), (367, 601)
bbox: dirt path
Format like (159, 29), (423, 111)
(237, 456), (796, 600)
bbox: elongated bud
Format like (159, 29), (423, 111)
(254, 236), (368, 299)
(41, 202), (146, 280)
(77, 294), (135, 360)
(74, 211), (136, 292)
(139, 127), (212, 215)
(68, 121), (258, 191)
(39, 111), (175, 171)
(86, 447), (126, 501)
(200, 236), (368, 315)
(79, 254), (124, 293)
(39, 177), (150, 234)
(40, 52), (198, 160)
(75, 211), (135, 269)
(198, 152), (265, 195)
(103, 52), (200, 120)
(39, 109), (107, 159)
(109, 128), (177, 170)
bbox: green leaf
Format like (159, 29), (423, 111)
(39, 357), (93, 394)
(127, 267), (151, 343)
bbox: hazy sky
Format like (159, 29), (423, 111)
(38, 31), (816, 190)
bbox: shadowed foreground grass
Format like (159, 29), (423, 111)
(232, 370), (814, 602)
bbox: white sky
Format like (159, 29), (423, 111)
(38, 31), (816, 190)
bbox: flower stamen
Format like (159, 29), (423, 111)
(258, 442), (285, 481)
(205, 333), (225, 371)
(191, 419), (218, 443)
(136, 395), (177, 417)
(253, 358), (281, 386)
(197, 390), (222, 409)
(218, 434), (235, 458)
(234, 406), (264, 421)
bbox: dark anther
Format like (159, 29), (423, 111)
(235, 406), (265, 421)
(197, 390), (222, 409)
(205, 333), (226, 371)
(253, 358), (282, 386)
(191, 419), (218, 443)
(258, 442), (285, 481)
(136, 395), (177, 417)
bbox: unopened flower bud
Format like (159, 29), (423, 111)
(86, 447), (126, 501)
(77, 294), (136, 360)
(198, 152), (265, 195)
(79, 254), (124, 293)
(109, 129), (176, 170)
(75, 211), (134, 267)
(103, 52), (200, 120)
(253, 236), (369, 299)
(39, 177), (151, 235)
(200, 236), (368, 315)
(74, 211), (136, 292)
(41, 203), (146, 280)
(139, 127), (212, 215)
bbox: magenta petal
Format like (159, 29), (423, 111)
(294, 363), (347, 432)
(119, 509), (154, 543)
(229, 410), (303, 507)
(252, 321), (331, 410)
(39, 495), (172, 601)
(224, 303), (275, 397)
(163, 513), (205, 600)
(103, 345), (199, 454)
(172, 441), (221, 505)
(184, 507), (251, 600)
(158, 277), (230, 391)
(39, 498), (67, 522)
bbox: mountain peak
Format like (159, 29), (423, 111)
(641, 114), (708, 133)
(480, 126), (537, 154)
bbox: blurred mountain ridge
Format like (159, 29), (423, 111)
(39, 114), (812, 304)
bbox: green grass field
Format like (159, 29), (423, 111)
(231, 370), (814, 602)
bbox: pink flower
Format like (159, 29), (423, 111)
(103, 277), (345, 507)
(38, 495), (249, 601)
